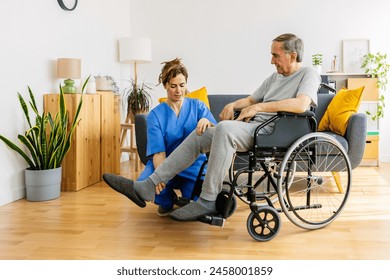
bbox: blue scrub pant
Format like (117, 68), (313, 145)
(154, 175), (198, 210)
(149, 121), (272, 201)
(138, 166), (199, 210)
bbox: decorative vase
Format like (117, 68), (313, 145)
(25, 167), (62, 201)
(86, 79), (97, 94)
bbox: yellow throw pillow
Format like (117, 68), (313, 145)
(158, 86), (210, 108)
(318, 86), (364, 136)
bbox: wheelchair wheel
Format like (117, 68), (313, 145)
(229, 153), (256, 204)
(231, 157), (295, 206)
(277, 132), (351, 230)
(247, 206), (281, 242)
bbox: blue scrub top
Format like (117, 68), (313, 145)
(141, 98), (216, 181)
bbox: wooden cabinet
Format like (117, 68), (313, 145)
(99, 91), (121, 175)
(363, 134), (379, 160)
(348, 78), (378, 101)
(44, 91), (120, 191)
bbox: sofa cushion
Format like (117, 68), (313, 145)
(158, 86), (210, 108)
(318, 86), (364, 136)
(320, 131), (349, 152)
(185, 87), (210, 108)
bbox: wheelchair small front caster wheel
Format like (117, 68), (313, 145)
(247, 206), (281, 242)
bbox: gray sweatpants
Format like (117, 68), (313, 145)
(149, 120), (270, 201)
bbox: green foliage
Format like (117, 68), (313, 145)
(0, 76), (90, 170)
(312, 53), (323, 65)
(361, 52), (390, 91)
(361, 52), (390, 120)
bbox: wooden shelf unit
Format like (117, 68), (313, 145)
(347, 77), (379, 166)
(100, 91), (121, 176)
(44, 91), (120, 191)
(323, 74), (380, 166)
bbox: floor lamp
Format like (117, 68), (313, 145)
(119, 37), (152, 116)
(119, 37), (152, 169)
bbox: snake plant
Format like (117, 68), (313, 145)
(0, 76), (90, 170)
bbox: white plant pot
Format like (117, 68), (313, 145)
(95, 76), (112, 91)
(313, 65), (322, 74)
(25, 167), (62, 201)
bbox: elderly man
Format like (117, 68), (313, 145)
(103, 33), (321, 221)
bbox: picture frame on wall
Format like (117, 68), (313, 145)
(342, 39), (370, 73)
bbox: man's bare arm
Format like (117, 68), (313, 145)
(236, 95), (312, 122)
(219, 96), (257, 120)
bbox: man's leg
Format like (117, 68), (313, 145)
(154, 181), (176, 211)
(149, 128), (214, 187)
(103, 128), (214, 206)
(170, 121), (259, 221)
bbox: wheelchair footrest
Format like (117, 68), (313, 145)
(199, 215), (225, 227)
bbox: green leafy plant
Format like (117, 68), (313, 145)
(361, 52), (390, 120)
(0, 76), (90, 170)
(312, 53), (323, 65)
(122, 80), (152, 122)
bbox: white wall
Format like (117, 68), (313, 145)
(129, 0), (390, 160)
(0, 0), (131, 206)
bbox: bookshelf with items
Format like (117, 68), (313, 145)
(347, 77), (379, 166)
(323, 73), (379, 166)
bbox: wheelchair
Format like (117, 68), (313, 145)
(135, 84), (353, 242)
(198, 101), (351, 242)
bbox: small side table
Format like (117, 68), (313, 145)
(120, 122), (140, 171)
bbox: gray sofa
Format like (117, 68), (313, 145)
(208, 94), (248, 121)
(315, 94), (367, 169)
(135, 93), (367, 170)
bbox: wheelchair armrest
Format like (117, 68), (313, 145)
(235, 110), (314, 122)
(277, 110), (315, 118)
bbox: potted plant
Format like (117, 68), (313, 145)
(122, 79), (152, 123)
(361, 52), (390, 120)
(0, 77), (90, 201)
(94, 74), (120, 93)
(312, 53), (323, 74)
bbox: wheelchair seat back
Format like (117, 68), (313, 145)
(254, 111), (317, 155)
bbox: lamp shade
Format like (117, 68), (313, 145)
(57, 58), (81, 79)
(119, 37), (152, 63)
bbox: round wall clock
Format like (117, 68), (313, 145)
(57, 0), (78, 11)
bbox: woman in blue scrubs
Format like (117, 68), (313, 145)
(137, 58), (217, 216)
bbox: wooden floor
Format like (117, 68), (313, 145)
(1, 161), (390, 260)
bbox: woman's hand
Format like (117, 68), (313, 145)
(196, 118), (213, 135)
(155, 182), (166, 195)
